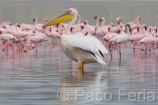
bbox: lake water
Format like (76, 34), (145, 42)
(0, 1), (158, 26)
(0, 1), (158, 105)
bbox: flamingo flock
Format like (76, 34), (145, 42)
(0, 18), (62, 52)
(0, 9), (158, 60)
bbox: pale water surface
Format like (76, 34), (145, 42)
(0, 1), (158, 105)
(0, 40), (158, 105)
(0, 1), (158, 26)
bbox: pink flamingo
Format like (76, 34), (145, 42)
(33, 18), (48, 32)
(0, 30), (18, 51)
(154, 35), (158, 48)
(130, 19), (139, 31)
(138, 27), (156, 52)
(24, 35), (47, 52)
(84, 19), (96, 36)
(95, 17), (105, 37)
(108, 24), (131, 59)
(129, 15), (140, 31)
(56, 23), (65, 35)
(99, 17), (112, 36)
(74, 15), (85, 34)
(129, 25), (146, 51)
(21, 23), (34, 31)
(132, 27), (139, 35)
(33, 17), (43, 27)
(110, 17), (122, 34)
(45, 26), (61, 44)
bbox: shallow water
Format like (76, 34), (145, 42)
(0, 1), (158, 105)
(0, 40), (157, 105)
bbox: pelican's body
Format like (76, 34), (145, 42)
(44, 8), (108, 71)
(60, 37), (96, 63)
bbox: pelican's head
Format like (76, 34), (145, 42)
(43, 8), (78, 28)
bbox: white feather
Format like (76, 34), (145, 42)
(61, 34), (108, 57)
(95, 54), (106, 65)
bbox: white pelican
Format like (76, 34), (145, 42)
(43, 8), (108, 71)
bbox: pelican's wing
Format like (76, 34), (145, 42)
(61, 34), (108, 57)
(86, 35), (108, 55)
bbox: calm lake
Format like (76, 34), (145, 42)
(0, 1), (158, 105)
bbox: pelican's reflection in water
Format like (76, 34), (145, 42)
(59, 71), (108, 105)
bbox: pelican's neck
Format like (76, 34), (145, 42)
(64, 14), (78, 34)
(75, 17), (81, 33)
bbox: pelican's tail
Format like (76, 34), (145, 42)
(95, 54), (106, 65)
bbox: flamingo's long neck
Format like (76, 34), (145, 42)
(101, 19), (105, 27)
(135, 19), (139, 27)
(142, 28), (146, 38)
(45, 28), (50, 36)
(96, 18), (99, 27)
(15, 25), (19, 31)
(152, 29), (156, 38)
(117, 19), (121, 26)
(126, 27), (131, 36)
(138, 16), (140, 26)
(64, 14), (78, 34)
(34, 19), (37, 26)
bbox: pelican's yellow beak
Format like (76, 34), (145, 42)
(43, 11), (74, 28)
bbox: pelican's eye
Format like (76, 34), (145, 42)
(66, 10), (72, 13)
